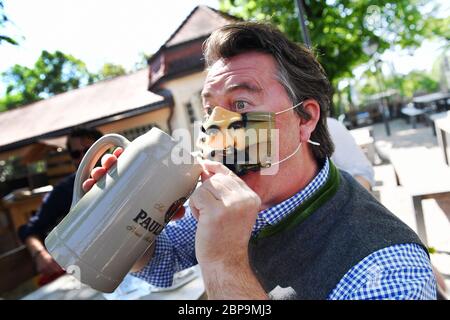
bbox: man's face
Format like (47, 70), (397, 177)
(201, 52), (302, 199)
(68, 137), (96, 168)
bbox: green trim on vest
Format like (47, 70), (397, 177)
(252, 160), (341, 241)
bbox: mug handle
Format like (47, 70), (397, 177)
(71, 134), (130, 209)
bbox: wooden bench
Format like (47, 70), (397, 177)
(389, 147), (450, 246)
(433, 112), (450, 166)
(2, 186), (51, 233)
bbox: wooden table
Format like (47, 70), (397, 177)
(412, 92), (450, 106)
(433, 112), (450, 166)
(401, 106), (426, 129)
(2, 186), (52, 232)
(21, 265), (205, 300)
(389, 147), (450, 246)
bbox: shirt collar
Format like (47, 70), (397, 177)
(253, 158), (330, 233)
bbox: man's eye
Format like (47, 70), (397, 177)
(234, 100), (248, 111)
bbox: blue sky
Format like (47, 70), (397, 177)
(1, 0), (449, 95)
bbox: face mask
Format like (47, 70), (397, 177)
(197, 101), (320, 176)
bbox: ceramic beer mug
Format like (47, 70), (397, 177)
(45, 127), (202, 293)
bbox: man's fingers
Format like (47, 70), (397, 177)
(189, 186), (219, 221)
(202, 174), (235, 199)
(113, 147), (123, 158)
(101, 153), (118, 170)
(201, 159), (233, 175)
(82, 179), (96, 192)
(83, 148), (122, 192)
(199, 159), (234, 181)
(199, 159), (250, 193)
(91, 166), (107, 181)
(100, 147), (122, 170)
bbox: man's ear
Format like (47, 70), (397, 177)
(298, 99), (320, 142)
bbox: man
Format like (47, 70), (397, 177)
(19, 128), (102, 280)
(84, 22), (436, 299)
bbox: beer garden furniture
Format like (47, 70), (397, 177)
(401, 92), (450, 129)
(2, 186), (53, 233)
(401, 104), (427, 129)
(431, 111), (450, 166)
(389, 147), (450, 247)
(412, 92), (450, 111)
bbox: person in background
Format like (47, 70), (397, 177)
(18, 128), (102, 284)
(327, 117), (374, 191)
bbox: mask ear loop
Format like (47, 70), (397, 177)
(275, 101), (321, 146)
(275, 100), (305, 116)
(269, 141), (302, 167)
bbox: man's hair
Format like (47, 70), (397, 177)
(66, 127), (103, 152)
(203, 22), (334, 161)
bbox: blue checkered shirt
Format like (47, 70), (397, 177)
(132, 159), (436, 299)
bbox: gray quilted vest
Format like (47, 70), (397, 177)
(248, 161), (427, 299)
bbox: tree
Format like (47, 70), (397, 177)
(220, 0), (448, 86)
(357, 69), (439, 101)
(0, 0), (18, 46)
(431, 48), (450, 91)
(1, 50), (94, 110)
(132, 52), (152, 71)
(93, 62), (126, 81)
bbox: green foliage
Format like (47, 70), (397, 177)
(93, 62), (126, 81)
(219, 0), (448, 86)
(358, 74), (379, 97)
(358, 69), (439, 102)
(132, 52), (152, 71)
(398, 72), (439, 97)
(0, 50), (94, 110)
(430, 49), (450, 86)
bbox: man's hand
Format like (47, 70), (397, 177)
(81, 147), (124, 192)
(34, 249), (64, 276)
(189, 160), (267, 299)
(25, 235), (64, 277)
(190, 160), (261, 266)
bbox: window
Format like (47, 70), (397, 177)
(118, 123), (160, 141)
(186, 102), (196, 124)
